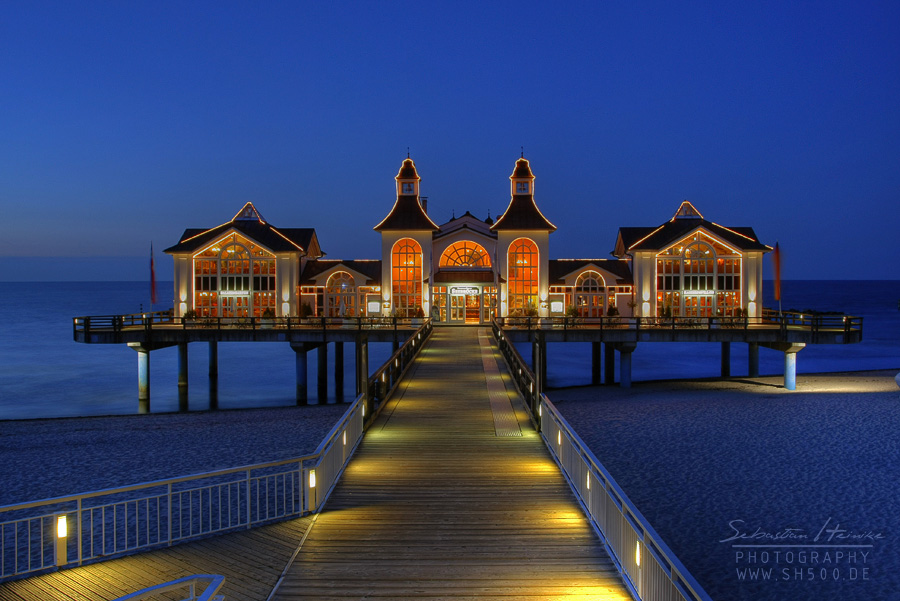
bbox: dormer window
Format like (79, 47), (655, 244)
(402, 182), (416, 195)
(516, 182), (530, 194)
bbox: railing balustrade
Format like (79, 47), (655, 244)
(112, 574), (225, 601)
(493, 326), (712, 601)
(0, 321), (433, 583)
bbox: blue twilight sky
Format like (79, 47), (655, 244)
(1, 1), (898, 281)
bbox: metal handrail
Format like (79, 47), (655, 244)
(113, 574), (225, 601)
(541, 396), (712, 601)
(491, 326), (711, 601)
(3, 320), (434, 584)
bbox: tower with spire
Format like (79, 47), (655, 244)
(374, 157), (439, 316)
(492, 156), (555, 316)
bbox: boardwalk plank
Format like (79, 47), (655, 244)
(271, 327), (630, 600)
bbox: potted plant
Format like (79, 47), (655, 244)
(260, 308), (275, 328)
(412, 305), (425, 326)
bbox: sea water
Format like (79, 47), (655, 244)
(0, 281), (393, 419)
(0, 280), (897, 420)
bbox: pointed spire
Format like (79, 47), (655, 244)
(492, 156), (556, 232)
(374, 157), (439, 232)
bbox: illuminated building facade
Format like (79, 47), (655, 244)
(166, 157), (769, 322)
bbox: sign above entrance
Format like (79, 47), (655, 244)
(450, 286), (480, 296)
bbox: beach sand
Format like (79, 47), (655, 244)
(551, 369), (900, 601)
(0, 404), (350, 507)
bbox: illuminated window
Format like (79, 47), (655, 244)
(656, 232), (742, 317)
(574, 270), (606, 317)
(392, 238), (422, 317)
(325, 271), (357, 317)
(439, 241), (491, 268)
(516, 182), (529, 194)
(508, 238), (538, 313)
(192, 233), (275, 318)
(402, 182), (415, 194)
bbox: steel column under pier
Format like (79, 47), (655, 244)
(177, 342), (189, 411)
(604, 343), (615, 385)
(591, 342), (602, 385)
(208, 341), (218, 409)
(335, 342), (345, 401)
(318, 344), (328, 402)
(617, 343), (636, 389)
(721, 342), (731, 378)
(291, 343), (309, 405)
(748, 342), (760, 377)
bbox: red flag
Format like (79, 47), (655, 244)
(772, 242), (781, 302)
(150, 242), (158, 306)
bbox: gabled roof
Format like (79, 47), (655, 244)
(164, 202), (321, 256)
(434, 210), (496, 240)
(613, 202), (770, 256)
(300, 259), (382, 285)
(549, 259), (633, 285)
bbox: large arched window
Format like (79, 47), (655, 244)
(656, 232), (742, 317)
(392, 238), (422, 317)
(325, 271), (356, 317)
(193, 233), (276, 318)
(507, 238), (538, 313)
(574, 270), (606, 317)
(439, 241), (491, 268)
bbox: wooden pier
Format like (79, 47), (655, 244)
(4, 327), (631, 600)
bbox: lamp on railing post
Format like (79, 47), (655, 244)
(55, 513), (67, 566)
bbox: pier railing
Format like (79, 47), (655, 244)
(541, 396), (713, 601)
(493, 327), (712, 601)
(494, 309), (862, 344)
(74, 312), (428, 343)
(0, 321), (433, 583)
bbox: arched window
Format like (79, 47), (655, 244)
(574, 270), (606, 317)
(325, 271), (356, 317)
(192, 233), (276, 318)
(392, 238), (422, 317)
(508, 238), (538, 313)
(656, 232), (742, 317)
(439, 241), (491, 268)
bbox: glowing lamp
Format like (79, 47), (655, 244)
(642, 290), (650, 302)
(538, 405), (542, 417)
(281, 302), (290, 315)
(179, 302), (187, 315)
(586, 474), (590, 490)
(342, 431), (346, 445)
(635, 541), (641, 567)
(557, 431), (561, 446)
(56, 514), (67, 566)
(309, 469), (316, 489)
(642, 302), (650, 316)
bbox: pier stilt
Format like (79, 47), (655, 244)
(137, 348), (150, 414)
(318, 344), (328, 403)
(761, 342), (805, 390)
(591, 342), (602, 385)
(617, 343), (636, 389)
(356, 336), (369, 416)
(177, 342), (189, 411)
(748, 342), (759, 378)
(604, 343), (615, 385)
(291, 343), (309, 405)
(208, 341), (218, 409)
(720, 342), (731, 378)
(335, 342), (345, 401)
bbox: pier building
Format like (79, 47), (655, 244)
(164, 156), (770, 324)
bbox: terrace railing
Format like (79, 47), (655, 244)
(112, 574), (225, 601)
(493, 326), (712, 601)
(494, 309), (862, 343)
(1, 321), (433, 583)
(74, 312), (427, 343)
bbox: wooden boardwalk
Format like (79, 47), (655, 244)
(271, 327), (630, 600)
(0, 327), (630, 601)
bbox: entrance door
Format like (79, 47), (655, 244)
(450, 295), (466, 322)
(684, 294), (713, 317)
(464, 294), (480, 324)
(221, 294), (250, 318)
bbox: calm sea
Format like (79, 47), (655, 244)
(0, 280), (897, 420)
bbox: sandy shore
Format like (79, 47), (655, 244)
(0, 404), (350, 506)
(551, 369), (900, 601)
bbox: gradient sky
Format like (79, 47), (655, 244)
(2, 1), (898, 281)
